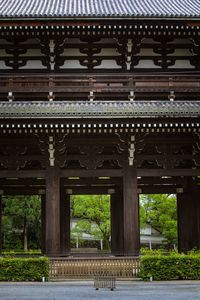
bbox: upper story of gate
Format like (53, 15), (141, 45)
(0, 0), (200, 103)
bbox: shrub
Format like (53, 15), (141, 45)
(2, 250), (42, 256)
(0, 257), (49, 281)
(140, 253), (200, 281)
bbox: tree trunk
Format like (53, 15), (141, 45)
(23, 218), (28, 251)
(103, 235), (110, 250)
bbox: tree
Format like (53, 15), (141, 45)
(3, 196), (41, 250)
(140, 194), (177, 246)
(71, 195), (110, 250)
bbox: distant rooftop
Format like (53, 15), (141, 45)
(0, 0), (200, 19)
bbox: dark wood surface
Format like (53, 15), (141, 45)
(0, 23), (200, 256)
(45, 167), (61, 256)
(177, 187), (200, 252)
(123, 164), (140, 256)
(60, 192), (70, 256)
(1, 73), (200, 101)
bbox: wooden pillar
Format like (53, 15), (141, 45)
(0, 196), (2, 254)
(110, 191), (124, 255)
(123, 164), (140, 256)
(60, 191), (70, 256)
(41, 194), (46, 254)
(177, 190), (200, 252)
(45, 166), (61, 256)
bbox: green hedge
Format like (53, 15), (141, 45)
(0, 257), (49, 281)
(140, 254), (200, 280)
(2, 250), (42, 256)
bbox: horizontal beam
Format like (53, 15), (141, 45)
(137, 169), (200, 177)
(0, 178), (45, 185)
(0, 168), (199, 179)
(60, 169), (123, 177)
(0, 176), (195, 187)
(2, 185), (200, 196)
(2, 117), (199, 125)
(138, 177), (187, 185)
(0, 170), (45, 178)
(2, 188), (43, 195)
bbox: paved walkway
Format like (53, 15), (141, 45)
(1, 281), (200, 300)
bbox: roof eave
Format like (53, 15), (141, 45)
(0, 15), (200, 22)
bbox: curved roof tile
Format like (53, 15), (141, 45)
(0, 0), (200, 18)
(0, 101), (199, 119)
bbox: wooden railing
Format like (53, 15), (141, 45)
(0, 73), (200, 100)
(49, 257), (140, 280)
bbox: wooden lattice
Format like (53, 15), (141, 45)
(49, 257), (140, 280)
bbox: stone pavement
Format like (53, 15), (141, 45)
(1, 281), (200, 300)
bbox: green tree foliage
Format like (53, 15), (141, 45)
(2, 193), (177, 251)
(2, 196), (41, 250)
(71, 195), (110, 250)
(140, 194), (177, 246)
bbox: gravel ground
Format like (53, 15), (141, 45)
(1, 281), (200, 300)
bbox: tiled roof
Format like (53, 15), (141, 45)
(0, 101), (199, 118)
(0, 0), (200, 19)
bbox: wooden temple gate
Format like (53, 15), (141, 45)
(0, 0), (200, 262)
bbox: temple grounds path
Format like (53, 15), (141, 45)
(1, 281), (200, 300)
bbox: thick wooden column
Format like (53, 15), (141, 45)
(123, 164), (140, 256)
(0, 196), (2, 254)
(177, 190), (200, 252)
(45, 166), (61, 256)
(60, 191), (70, 256)
(110, 191), (124, 255)
(41, 194), (46, 254)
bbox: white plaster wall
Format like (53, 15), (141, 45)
(0, 61), (12, 69)
(60, 60), (87, 69)
(168, 60), (194, 69)
(95, 48), (120, 56)
(25, 49), (45, 57)
(94, 59), (121, 69)
(137, 48), (160, 56)
(136, 59), (161, 69)
(20, 60), (46, 69)
(62, 48), (85, 56)
(170, 49), (191, 56)
(0, 49), (11, 57)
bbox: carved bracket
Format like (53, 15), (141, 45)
(79, 145), (104, 169)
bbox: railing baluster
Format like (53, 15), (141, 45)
(49, 257), (140, 280)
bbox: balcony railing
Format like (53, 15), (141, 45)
(0, 73), (200, 101)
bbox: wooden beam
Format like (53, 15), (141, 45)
(144, 136), (196, 144)
(2, 116), (199, 126)
(177, 190), (200, 252)
(0, 178), (45, 186)
(123, 164), (140, 256)
(0, 170), (45, 178)
(67, 189), (115, 195)
(45, 167), (61, 256)
(111, 191), (124, 256)
(60, 169), (122, 177)
(138, 169), (200, 177)
(138, 177), (188, 185)
(140, 186), (178, 194)
(62, 177), (120, 185)
(60, 191), (70, 256)
(2, 188), (43, 195)
(41, 194), (46, 254)
(0, 196), (2, 254)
